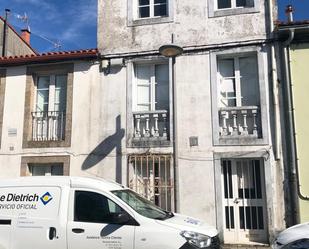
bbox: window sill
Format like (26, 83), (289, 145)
(128, 16), (173, 27)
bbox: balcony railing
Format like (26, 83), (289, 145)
(31, 111), (66, 141)
(219, 106), (259, 137)
(133, 110), (169, 140)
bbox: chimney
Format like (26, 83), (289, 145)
(285, 5), (294, 23)
(21, 27), (31, 45)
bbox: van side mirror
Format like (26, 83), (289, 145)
(112, 212), (131, 225)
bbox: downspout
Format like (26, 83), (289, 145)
(281, 5), (300, 225)
(269, 0), (280, 161)
(2, 9), (10, 57)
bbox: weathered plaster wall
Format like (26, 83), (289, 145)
(98, 0), (268, 55)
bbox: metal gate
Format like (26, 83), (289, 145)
(222, 159), (268, 244)
(128, 154), (174, 211)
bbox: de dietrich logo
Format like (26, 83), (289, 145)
(40, 192), (53, 205)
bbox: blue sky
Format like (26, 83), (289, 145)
(0, 0), (97, 53)
(278, 0), (309, 21)
(0, 1), (308, 53)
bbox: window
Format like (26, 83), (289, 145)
(217, 55), (259, 108)
(33, 74), (67, 141)
(74, 191), (127, 224)
(20, 156), (70, 176)
(36, 75), (67, 113)
(23, 64), (73, 148)
(132, 63), (170, 142)
(128, 0), (173, 26)
(208, 0), (259, 17)
(217, 55), (261, 137)
(133, 63), (169, 112)
(138, 0), (168, 19)
(29, 163), (63, 176)
(216, 0), (254, 9)
(128, 155), (174, 211)
(113, 189), (172, 220)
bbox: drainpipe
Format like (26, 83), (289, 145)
(269, 0), (280, 161)
(2, 9), (10, 57)
(281, 5), (300, 225)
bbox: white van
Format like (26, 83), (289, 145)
(0, 176), (219, 249)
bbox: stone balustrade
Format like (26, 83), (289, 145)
(133, 110), (168, 140)
(219, 106), (259, 137)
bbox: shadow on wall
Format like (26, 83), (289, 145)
(81, 115), (125, 183)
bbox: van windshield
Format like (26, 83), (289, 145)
(112, 189), (173, 220)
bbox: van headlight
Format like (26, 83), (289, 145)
(180, 231), (211, 248)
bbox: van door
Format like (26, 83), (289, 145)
(67, 190), (136, 249)
(9, 186), (67, 249)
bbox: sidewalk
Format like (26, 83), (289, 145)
(222, 244), (271, 249)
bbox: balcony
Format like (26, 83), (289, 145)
(219, 106), (260, 138)
(132, 110), (170, 147)
(31, 111), (66, 141)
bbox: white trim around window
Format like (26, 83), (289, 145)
(208, 0), (260, 18)
(128, 0), (174, 26)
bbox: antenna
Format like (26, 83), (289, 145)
(37, 35), (62, 51)
(14, 12), (30, 30)
(6, 10), (63, 51)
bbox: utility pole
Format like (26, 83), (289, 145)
(2, 9), (10, 57)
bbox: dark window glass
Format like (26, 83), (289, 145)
(223, 161), (229, 199)
(154, 4), (167, 16)
(227, 161), (233, 198)
(239, 207), (244, 229)
(255, 160), (262, 199)
(139, 6), (150, 18)
(230, 207), (235, 228)
(225, 206), (234, 229)
(154, 0), (166, 3)
(245, 207), (252, 229)
(236, 0), (246, 7)
(218, 0), (231, 9)
(223, 160), (233, 199)
(139, 0), (149, 5)
(74, 191), (126, 224)
(252, 206), (257, 229)
(258, 206), (264, 229)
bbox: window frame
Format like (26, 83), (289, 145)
(218, 56), (247, 108)
(28, 163), (64, 176)
(215, 0), (253, 10)
(128, 0), (174, 26)
(20, 155), (70, 176)
(137, 0), (168, 19)
(126, 57), (173, 147)
(208, 0), (260, 18)
(133, 62), (169, 112)
(34, 74), (67, 113)
(127, 154), (174, 211)
(23, 64), (73, 148)
(210, 46), (269, 145)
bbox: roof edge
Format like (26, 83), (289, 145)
(0, 49), (99, 66)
